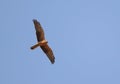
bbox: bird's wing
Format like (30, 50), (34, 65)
(41, 44), (55, 64)
(33, 19), (45, 42)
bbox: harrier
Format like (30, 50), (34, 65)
(30, 19), (55, 64)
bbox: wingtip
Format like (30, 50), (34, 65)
(32, 19), (37, 22)
(50, 58), (55, 64)
(51, 61), (55, 64)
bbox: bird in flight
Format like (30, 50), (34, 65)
(30, 19), (55, 64)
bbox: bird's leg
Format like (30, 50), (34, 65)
(30, 40), (48, 50)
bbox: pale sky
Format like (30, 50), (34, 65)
(0, 0), (120, 84)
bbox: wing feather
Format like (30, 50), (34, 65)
(33, 19), (45, 41)
(41, 44), (55, 64)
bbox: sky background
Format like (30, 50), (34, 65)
(0, 0), (120, 84)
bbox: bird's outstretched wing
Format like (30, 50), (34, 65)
(33, 19), (45, 42)
(31, 19), (55, 64)
(41, 44), (55, 64)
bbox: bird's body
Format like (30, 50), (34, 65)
(31, 19), (55, 64)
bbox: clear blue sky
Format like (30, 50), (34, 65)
(0, 0), (120, 84)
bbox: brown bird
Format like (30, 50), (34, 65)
(30, 19), (55, 64)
